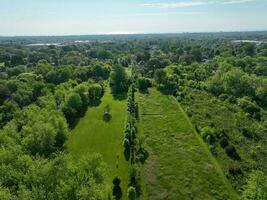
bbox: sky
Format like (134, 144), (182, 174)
(0, 0), (267, 36)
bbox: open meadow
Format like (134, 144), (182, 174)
(138, 89), (238, 200)
(68, 87), (130, 198)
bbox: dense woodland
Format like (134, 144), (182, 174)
(0, 32), (266, 199)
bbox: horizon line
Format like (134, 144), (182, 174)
(1, 30), (267, 38)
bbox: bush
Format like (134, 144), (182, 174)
(127, 186), (136, 200)
(103, 104), (111, 122)
(129, 166), (141, 197)
(112, 176), (122, 200)
(200, 126), (216, 145)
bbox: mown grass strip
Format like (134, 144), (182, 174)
(68, 87), (130, 199)
(138, 88), (238, 200)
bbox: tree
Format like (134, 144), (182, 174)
(15, 105), (69, 157)
(154, 69), (167, 85)
(6, 65), (27, 77)
(127, 186), (136, 200)
(10, 54), (24, 66)
(243, 43), (255, 56)
(63, 93), (83, 124)
(88, 84), (104, 103)
(112, 176), (122, 200)
(128, 166), (141, 197)
(0, 84), (10, 104)
(110, 65), (128, 93)
(0, 100), (19, 128)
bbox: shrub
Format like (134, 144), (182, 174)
(112, 176), (122, 200)
(103, 104), (111, 122)
(200, 126), (216, 145)
(127, 186), (136, 200)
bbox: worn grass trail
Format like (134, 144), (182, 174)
(67, 87), (129, 198)
(138, 89), (238, 200)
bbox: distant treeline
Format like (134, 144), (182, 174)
(1, 31), (267, 45)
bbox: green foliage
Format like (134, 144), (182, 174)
(0, 101), (19, 128)
(0, 186), (13, 200)
(14, 105), (69, 156)
(138, 89), (238, 199)
(127, 186), (136, 200)
(6, 65), (27, 77)
(88, 83), (104, 103)
(154, 69), (167, 85)
(1, 33), (267, 199)
(200, 126), (216, 145)
(242, 171), (267, 200)
(112, 176), (122, 200)
(128, 166), (141, 197)
(110, 65), (129, 93)
(102, 104), (111, 122)
(46, 65), (73, 84)
(62, 82), (92, 126)
(136, 77), (152, 92)
(181, 89), (266, 190)
(237, 97), (261, 118)
(138, 89), (237, 199)
(68, 87), (130, 196)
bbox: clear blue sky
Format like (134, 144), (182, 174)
(0, 0), (266, 36)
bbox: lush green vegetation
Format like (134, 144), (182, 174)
(68, 87), (130, 198)
(138, 89), (238, 199)
(181, 89), (266, 190)
(0, 32), (266, 199)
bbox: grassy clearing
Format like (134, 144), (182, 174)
(0, 62), (4, 67)
(67, 87), (130, 198)
(137, 88), (238, 200)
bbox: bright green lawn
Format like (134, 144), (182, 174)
(68, 87), (130, 199)
(0, 62), (4, 67)
(138, 89), (238, 200)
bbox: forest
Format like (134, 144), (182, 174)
(0, 32), (266, 200)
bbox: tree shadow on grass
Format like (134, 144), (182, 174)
(111, 91), (127, 101)
(88, 99), (102, 107)
(157, 87), (175, 96)
(69, 107), (89, 129)
(138, 88), (150, 94)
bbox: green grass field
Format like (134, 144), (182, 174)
(0, 62), (4, 67)
(137, 89), (238, 200)
(68, 87), (130, 198)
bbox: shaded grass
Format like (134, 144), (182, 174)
(67, 87), (130, 199)
(138, 88), (238, 200)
